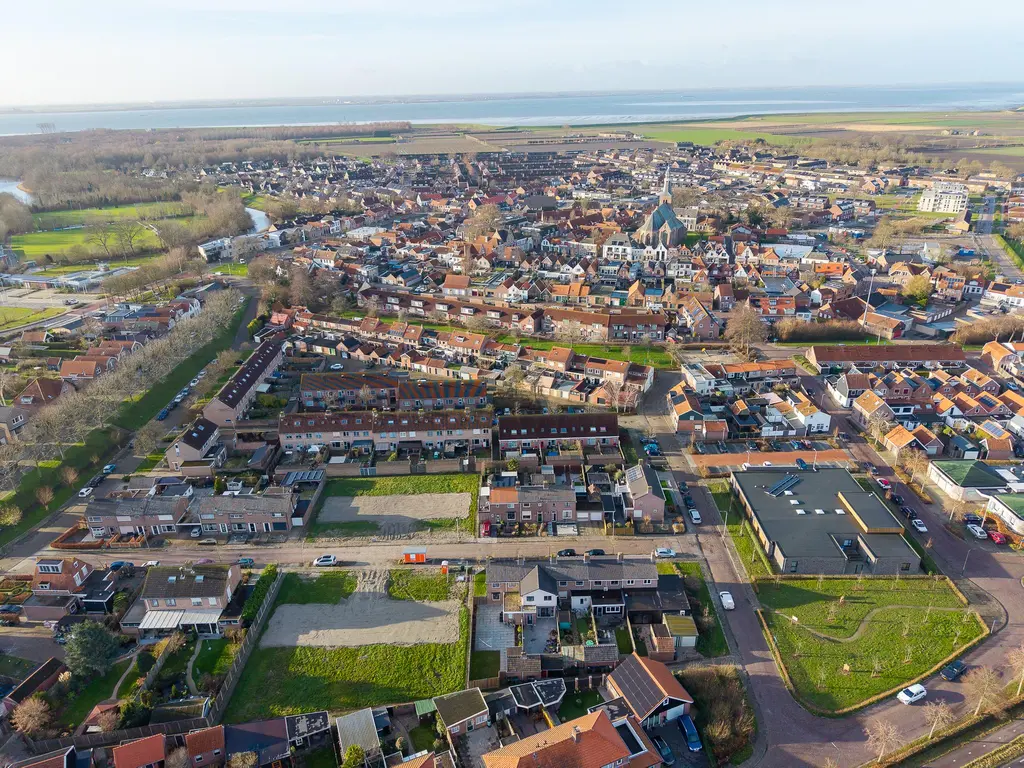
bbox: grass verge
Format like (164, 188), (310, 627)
(389, 570), (457, 602)
(675, 562), (729, 657)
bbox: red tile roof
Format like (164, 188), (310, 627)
(112, 735), (166, 768)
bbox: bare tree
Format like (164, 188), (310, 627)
(12, 697), (51, 736)
(900, 448), (930, 485)
(556, 320), (586, 352)
(922, 700), (956, 741)
(165, 748), (190, 768)
(228, 753), (258, 768)
(964, 666), (1005, 717)
(59, 466), (79, 488)
(357, 385), (374, 409)
(864, 718), (902, 764)
(86, 226), (115, 259)
(0, 504), (22, 527)
(603, 378), (624, 413)
(724, 303), (768, 359)
(35, 485), (54, 509)
(1009, 644), (1024, 697)
(463, 204), (502, 240)
(112, 220), (147, 260)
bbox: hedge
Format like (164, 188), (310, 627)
(241, 564), (278, 623)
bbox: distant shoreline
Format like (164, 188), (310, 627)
(1, 82), (1022, 115)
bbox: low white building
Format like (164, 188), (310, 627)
(985, 493), (1024, 535)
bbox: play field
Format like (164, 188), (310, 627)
(11, 226), (162, 259)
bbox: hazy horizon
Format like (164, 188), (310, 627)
(4, 0), (1024, 108)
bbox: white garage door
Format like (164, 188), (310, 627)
(665, 703), (687, 722)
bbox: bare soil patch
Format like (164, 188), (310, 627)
(260, 570), (462, 649)
(319, 493), (469, 533)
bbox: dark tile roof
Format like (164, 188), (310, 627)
(225, 720), (290, 766)
(497, 413), (618, 441)
(520, 566), (557, 596)
(486, 558), (657, 586)
(216, 339), (282, 408)
(433, 688), (487, 726)
(180, 418), (219, 451)
(140, 565), (233, 600)
(284, 711), (331, 742)
(6, 658), (64, 704)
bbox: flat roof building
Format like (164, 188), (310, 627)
(731, 468), (920, 575)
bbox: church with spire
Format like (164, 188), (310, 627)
(634, 169), (687, 248)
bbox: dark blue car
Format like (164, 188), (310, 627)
(941, 660), (967, 681)
(156, 408), (169, 421)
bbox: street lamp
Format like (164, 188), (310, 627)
(962, 548), (972, 577)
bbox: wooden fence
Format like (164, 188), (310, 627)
(206, 571), (283, 723)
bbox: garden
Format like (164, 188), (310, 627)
(758, 576), (986, 712)
(677, 665), (756, 765)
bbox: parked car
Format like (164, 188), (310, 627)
(897, 684), (927, 705)
(795, 458), (809, 470)
(876, 478), (891, 490)
(585, 549), (605, 557)
(109, 561), (134, 572)
(966, 524), (989, 540)
(330, 363), (344, 370)
(989, 531), (1007, 545)
(688, 509), (702, 525)
(678, 714), (703, 752)
(911, 519), (928, 533)
(198, 538), (218, 545)
(655, 548), (677, 558)
(684, 496), (695, 508)
(870, 465), (880, 475)
(190, 378), (201, 387)
(194, 558), (215, 565)
(890, 493), (903, 505)
(719, 591), (735, 610)
(652, 736), (675, 766)
(237, 558), (255, 567)
(142, 560), (160, 567)
(189, 528), (202, 538)
(313, 554), (338, 567)
(557, 549), (578, 558)
(156, 408), (169, 421)
(900, 506), (918, 520)
(941, 660), (967, 681)
(78, 487), (94, 498)
(963, 514), (983, 525)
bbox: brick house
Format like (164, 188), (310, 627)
(496, 413), (619, 456)
(434, 688), (489, 737)
(165, 418), (227, 475)
(203, 339), (284, 426)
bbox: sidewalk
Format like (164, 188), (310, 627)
(928, 717), (1024, 768)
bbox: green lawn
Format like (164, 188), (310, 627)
(0, 306), (65, 331)
(113, 299), (248, 431)
(558, 690), (604, 722)
(389, 570), (457, 602)
(301, 746), (338, 768)
(32, 202), (192, 230)
(408, 725), (436, 753)
(193, 639), (239, 679)
(473, 571), (487, 598)
(493, 339), (676, 370)
(60, 658), (131, 728)
(760, 577), (985, 712)
(638, 126), (810, 146)
(223, 607), (468, 720)
(470, 651), (500, 680)
(675, 562), (729, 657)
(310, 520), (380, 537)
(160, 636), (197, 681)
(0, 654), (38, 679)
(314, 474), (479, 534)
(276, 572), (357, 605)
(615, 626), (633, 655)
(208, 262), (249, 276)
(11, 226), (163, 260)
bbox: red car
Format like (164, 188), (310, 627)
(876, 478), (892, 490)
(988, 531), (1007, 545)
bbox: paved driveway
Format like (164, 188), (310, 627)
(474, 604), (514, 652)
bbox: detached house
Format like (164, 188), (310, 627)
(607, 653), (694, 728)
(165, 418), (226, 475)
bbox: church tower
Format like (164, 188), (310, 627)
(658, 167), (672, 206)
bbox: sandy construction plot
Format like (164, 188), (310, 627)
(260, 570), (462, 649)
(319, 493), (469, 530)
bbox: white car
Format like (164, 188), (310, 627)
(688, 509), (702, 525)
(897, 684), (927, 705)
(142, 560), (160, 568)
(719, 591), (736, 611)
(190, 378), (201, 387)
(762, 461), (773, 467)
(330, 363), (344, 371)
(654, 548), (677, 558)
(78, 487), (94, 498)
(910, 518), (928, 533)
(966, 524), (988, 540)
(313, 554), (338, 567)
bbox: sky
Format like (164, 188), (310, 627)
(2, 0), (1023, 107)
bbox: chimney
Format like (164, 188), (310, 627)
(572, 726), (582, 743)
(618, 552), (624, 562)
(583, 553), (590, 563)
